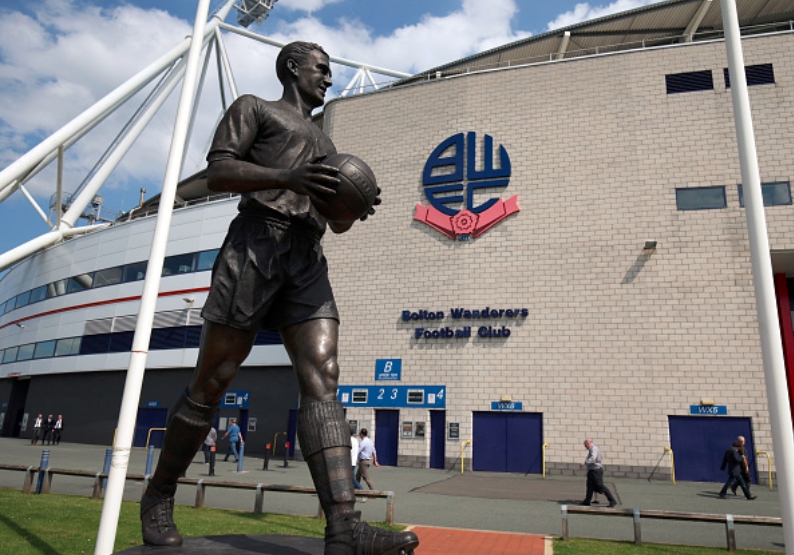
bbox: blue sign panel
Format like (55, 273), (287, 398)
(375, 359), (402, 381)
(491, 401), (523, 411)
(222, 390), (250, 409)
(338, 385), (446, 409)
(689, 405), (727, 416)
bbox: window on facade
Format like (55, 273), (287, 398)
(738, 182), (792, 207)
(34, 340), (57, 359)
(14, 290), (31, 309)
(55, 337), (81, 357)
(122, 261), (147, 283)
(16, 344), (35, 361)
(162, 253), (195, 276)
(94, 267), (123, 287)
(666, 70), (714, 94)
(48, 279), (68, 298)
(196, 249), (219, 271)
(675, 187), (727, 210)
(150, 327), (188, 350)
(2, 347), (18, 363)
(67, 273), (94, 293)
(29, 285), (47, 304)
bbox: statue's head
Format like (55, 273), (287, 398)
(276, 41), (329, 85)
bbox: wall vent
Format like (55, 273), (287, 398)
(724, 63), (774, 88)
(666, 70), (714, 94)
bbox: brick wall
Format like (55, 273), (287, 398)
(321, 33), (794, 472)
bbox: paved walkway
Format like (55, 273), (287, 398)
(0, 438), (783, 552)
(410, 526), (549, 555)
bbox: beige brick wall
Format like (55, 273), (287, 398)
(321, 33), (794, 475)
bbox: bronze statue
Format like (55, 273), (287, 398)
(140, 42), (419, 555)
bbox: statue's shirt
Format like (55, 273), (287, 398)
(207, 94), (336, 233)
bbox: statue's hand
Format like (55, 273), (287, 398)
(359, 187), (382, 221)
(286, 163), (339, 203)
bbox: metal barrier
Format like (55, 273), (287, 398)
(664, 446), (676, 485)
(0, 462), (395, 524)
(542, 442), (548, 479)
(755, 450), (773, 491)
(561, 505), (782, 552)
(146, 427), (167, 449)
(460, 439), (471, 474)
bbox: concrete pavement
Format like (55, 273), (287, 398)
(0, 438), (785, 552)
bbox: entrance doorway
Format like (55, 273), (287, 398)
(134, 407), (168, 448)
(472, 411), (543, 473)
(374, 409), (399, 466)
(429, 410), (446, 469)
(668, 415), (756, 483)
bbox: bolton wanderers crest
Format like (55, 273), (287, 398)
(414, 132), (520, 241)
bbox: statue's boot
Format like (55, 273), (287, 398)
(325, 512), (419, 555)
(141, 390), (216, 546)
(298, 401), (419, 555)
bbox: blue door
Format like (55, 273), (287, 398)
(429, 410), (446, 469)
(668, 416), (756, 483)
(134, 408), (168, 448)
(375, 410), (399, 466)
(472, 412), (543, 473)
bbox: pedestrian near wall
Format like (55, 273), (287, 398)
(731, 435), (752, 496)
(356, 428), (379, 491)
(52, 415), (64, 445)
(579, 438), (619, 507)
(719, 440), (756, 500)
(202, 426), (217, 464)
(222, 419), (242, 462)
(42, 414), (55, 445)
(30, 414), (43, 445)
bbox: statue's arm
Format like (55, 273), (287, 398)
(207, 159), (339, 202)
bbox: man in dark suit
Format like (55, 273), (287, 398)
(42, 414), (55, 445)
(719, 440), (756, 499)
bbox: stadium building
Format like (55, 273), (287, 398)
(2, 0), (794, 484)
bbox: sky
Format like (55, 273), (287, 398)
(0, 0), (664, 263)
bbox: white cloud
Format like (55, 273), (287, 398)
(546, 0), (660, 31)
(277, 0), (345, 13)
(0, 0), (530, 208)
(0, 0), (196, 203)
(268, 0), (529, 75)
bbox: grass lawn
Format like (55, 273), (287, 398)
(0, 488), (783, 555)
(553, 538), (783, 555)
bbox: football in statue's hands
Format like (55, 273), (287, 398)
(313, 153), (378, 222)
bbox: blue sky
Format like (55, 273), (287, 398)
(0, 0), (662, 262)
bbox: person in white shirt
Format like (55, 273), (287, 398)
(350, 428), (363, 490)
(30, 414), (43, 445)
(579, 438), (618, 507)
(52, 415), (64, 445)
(356, 428), (379, 490)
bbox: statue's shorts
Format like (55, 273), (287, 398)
(201, 213), (339, 332)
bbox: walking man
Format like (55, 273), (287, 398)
(580, 438), (618, 507)
(30, 414), (43, 445)
(222, 419), (242, 462)
(139, 41), (416, 555)
(356, 428), (379, 491)
(719, 440), (756, 499)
